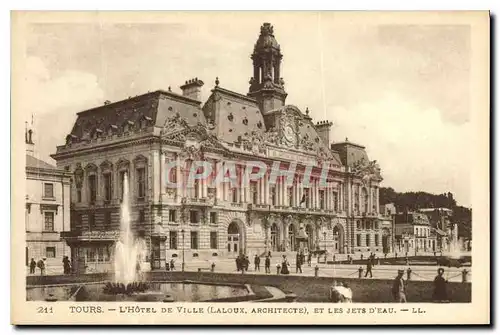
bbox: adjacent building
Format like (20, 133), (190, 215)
(52, 23), (388, 273)
(25, 125), (72, 273)
(394, 211), (437, 254)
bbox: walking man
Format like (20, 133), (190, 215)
(307, 253), (312, 267)
(295, 252), (302, 274)
(29, 258), (36, 274)
(392, 269), (407, 302)
(364, 259), (373, 278)
(254, 254), (261, 272)
(265, 255), (271, 274)
(37, 258), (45, 276)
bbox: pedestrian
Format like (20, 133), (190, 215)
(265, 255), (271, 274)
(254, 254), (260, 272)
(37, 259), (45, 276)
(29, 258), (36, 274)
(295, 252), (302, 274)
(62, 256), (71, 274)
(280, 255), (290, 275)
(268, 250), (271, 258)
(364, 259), (373, 278)
(245, 255), (250, 272)
(170, 258), (175, 271)
(370, 253), (376, 267)
(392, 269), (407, 303)
(307, 253), (312, 266)
(432, 268), (449, 303)
(165, 261), (170, 271)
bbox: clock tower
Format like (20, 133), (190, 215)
(248, 23), (288, 118)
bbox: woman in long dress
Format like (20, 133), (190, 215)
(280, 255), (290, 275)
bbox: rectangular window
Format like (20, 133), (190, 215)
(45, 247), (56, 258)
(88, 175), (97, 203)
(366, 234), (370, 246)
(169, 168), (177, 184)
(356, 234), (361, 247)
(332, 192), (338, 212)
(168, 210), (176, 222)
(356, 220), (361, 230)
(169, 231), (178, 249)
(44, 212), (54, 231)
(271, 186), (276, 206)
(103, 173), (112, 201)
(304, 188), (310, 208)
(250, 182), (258, 204)
(88, 213), (95, 229)
(209, 212), (216, 224)
(194, 179), (200, 198)
(190, 210), (200, 223)
(119, 171), (127, 200)
(288, 187), (293, 207)
(232, 188), (238, 203)
(98, 247), (104, 262)
(375, 235), (379, 246)
(190, 231), (199, 249)
(104, 211), (112, 226)
(319, 190), (325, 209)
(139, 209), (145, 223)
(137, 168), (146, 199)
(77, 189), (82, 203)
(44, 183), (54, 198)
(210, 231), (217, 249)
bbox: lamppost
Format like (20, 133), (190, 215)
(181, 229), (185, 272)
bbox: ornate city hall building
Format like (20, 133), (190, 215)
(52, 23), (387, 272)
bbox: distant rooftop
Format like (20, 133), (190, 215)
(26, 154), (60, 171)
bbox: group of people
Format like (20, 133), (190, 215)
(164, 258), (176, 271)
(29, 258), (45, 275)
(28, 256), (72, 275)
(234, 252), (276, 274)
(392, 267), (449, 303)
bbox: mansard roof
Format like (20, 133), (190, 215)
(66, 90), (205, 144)
(203, 86), (265, 144)
(331, 140), (370, 167)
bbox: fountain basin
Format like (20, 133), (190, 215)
(27, 282), (252, 302)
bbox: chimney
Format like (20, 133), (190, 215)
(25, 121), (35, 156)
(180, 77), (204, 101)
(315, 120), (333, 145)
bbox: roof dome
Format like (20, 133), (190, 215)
(253, 23), (280, 52)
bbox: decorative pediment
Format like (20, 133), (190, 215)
(161, 112), (189, 136)
(352, 158), (382, 183)
(239, 130), (267, 154)
(263, 126), (279, 145)
(84, 163), (98, 173)
(40, 204), (59, 215)
(116, 158), (130, 171)
(100, 160), (113, 172)
(133, 154), (148, 166)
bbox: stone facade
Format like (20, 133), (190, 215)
(51, 22), (389, 272)
(26, 127), (72, 273)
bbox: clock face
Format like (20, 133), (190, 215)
(283, 125), (296, 146)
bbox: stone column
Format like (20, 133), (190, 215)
(264, 172), (269, 205)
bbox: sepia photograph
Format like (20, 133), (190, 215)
(10, 10), (490, 325)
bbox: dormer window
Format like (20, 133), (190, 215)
(228, 113), (234, 122)
(242, 117), (248, 125)
(257, 121), (263, 129)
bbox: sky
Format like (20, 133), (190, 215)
(17, 12), (472, 207)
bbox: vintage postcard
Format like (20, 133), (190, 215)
(11, 11), (490, 325)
